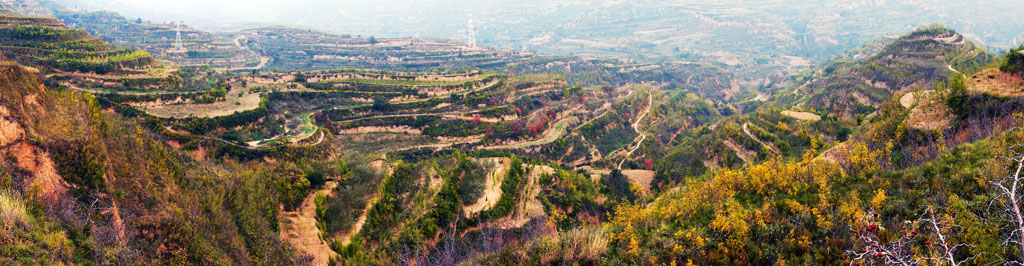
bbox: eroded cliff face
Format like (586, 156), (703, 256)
(1, 62), (300, 265)
(0, 66), (70, 203)
(0, 64), (132, 264)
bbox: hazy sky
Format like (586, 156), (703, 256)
(57, 0), (1024, 50)
(59, 0), (476, 32)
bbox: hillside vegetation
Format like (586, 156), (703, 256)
(0, 62), (322, 264)
(791, 26), (990, 118)
(3, 6), (1024, 266)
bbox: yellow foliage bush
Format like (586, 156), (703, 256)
(871, 189), (886, 209)
(710, 199), (749, 238)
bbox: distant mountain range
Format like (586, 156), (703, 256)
(43, 0), (1024, 64)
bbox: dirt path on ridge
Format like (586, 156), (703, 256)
(279, 181), (339, 266)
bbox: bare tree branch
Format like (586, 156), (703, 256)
(990, 141), (1024, 261)
(848, 210), (922, 266)
(920, 207), (976, 266)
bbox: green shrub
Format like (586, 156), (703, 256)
(456, 157), (489, 204)
(49, 140), (106, 190)
(277, 174), (311, 211)
(1000, 46), (1024, 73)
(305, 169), (326, 188)
(603, 169), (637, 203)
(944, 74), (969, 117)
(320, 164), (384, 235)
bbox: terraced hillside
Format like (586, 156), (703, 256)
(46, 9), (537, 73)
(246, 27), (534, 71)
(0, 15), (205, 99)
(6, 4), (1024, 265)
(53, 10), (263, 69)
(309, 69), (604, 155)
(3, 2), (753, 99)
(0, 0), (50, 16)
(508, 58), (739, 102)
(106, 25), (1009, 196)
(787, 26), (991, 118)
(0, 15), (154, 74)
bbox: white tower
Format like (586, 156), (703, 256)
(173, 21), (186, 53)
(467, 16), (477, 48)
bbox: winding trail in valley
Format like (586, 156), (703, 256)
(618, 90), (652, 170)
(164, 125), (262, 150)
(572, 102), (612, 131)
(223, 35), (269, 71)
(723, 138), (756, 163)
(948, 64), (962, 76)
(742, 122), (780, 154)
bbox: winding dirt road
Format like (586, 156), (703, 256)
(618, 90), (652, 170)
